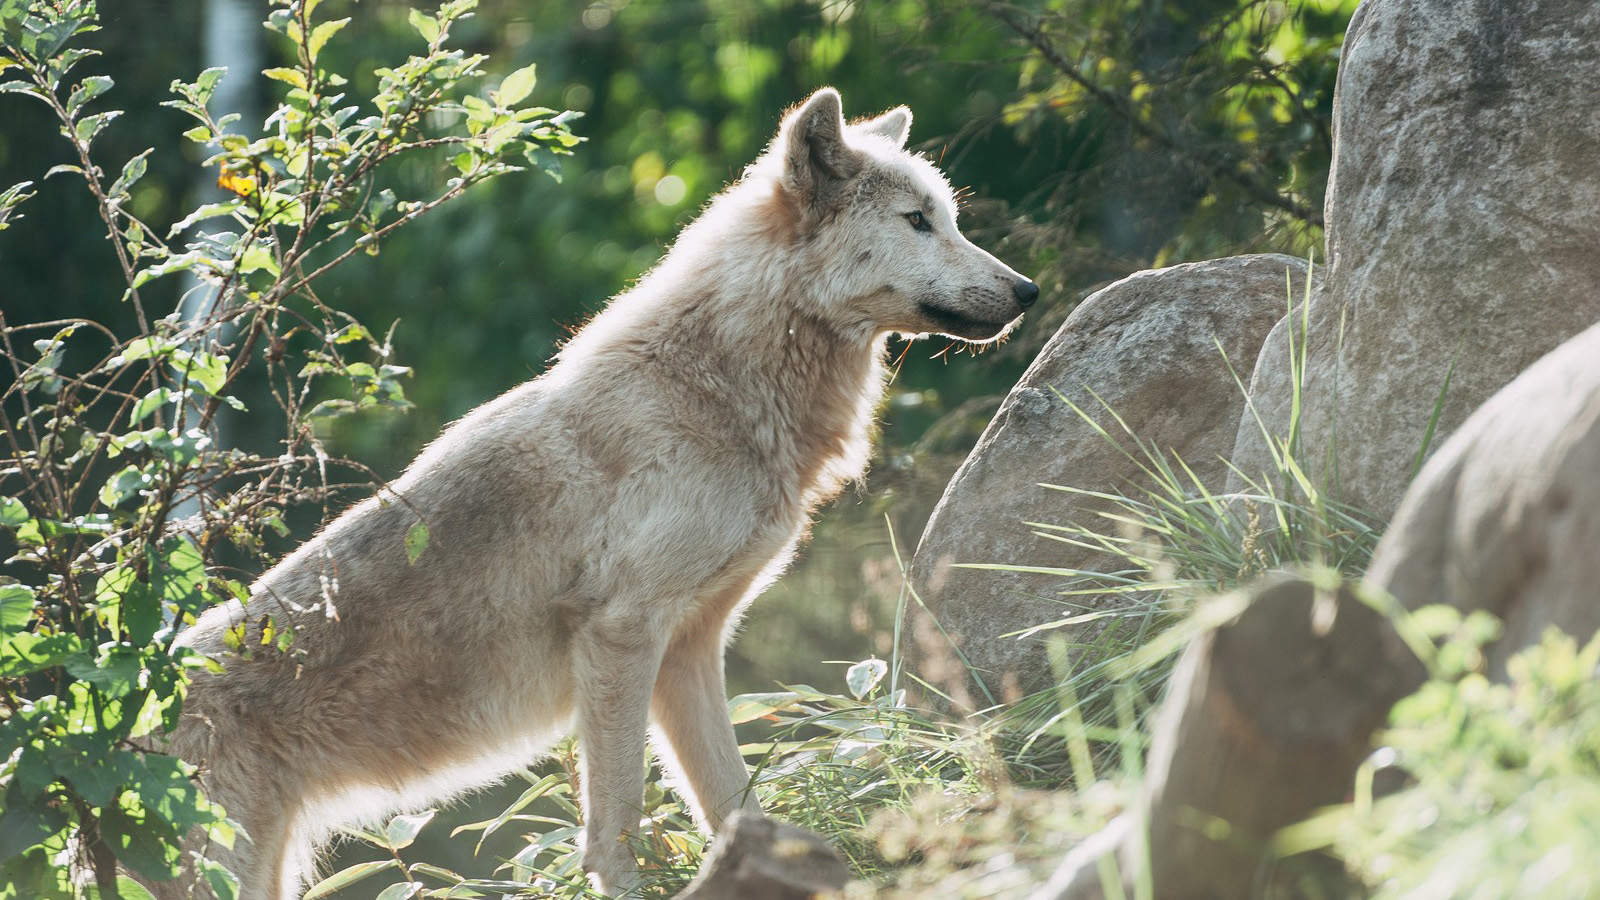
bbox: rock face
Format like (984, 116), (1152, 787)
(908, 255), (1306, 704)
(1034, 314), (1600, 900)
(1029, 577), (1423, 900)
(1365, 320), (1600, 673)
(1229, 0), (1600, 520)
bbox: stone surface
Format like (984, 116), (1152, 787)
(908, 255), (1306, 704)
(1028, 576), (1422, 900)
(674, 812), (849, 900)
(1365, 320), (1600, 673)
(1229, 0), (1600, 520)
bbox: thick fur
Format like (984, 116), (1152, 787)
(151, 88), (1035, 899)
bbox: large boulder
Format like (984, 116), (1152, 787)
(908, 255), (1306, 704)
(1033, 316), (1600, 900)
(1229, 0), (1600, 520)
(1365, 320), (1600, 672)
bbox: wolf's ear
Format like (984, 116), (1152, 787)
(854, 107), (911, 148)
(781, 88), (862, 203)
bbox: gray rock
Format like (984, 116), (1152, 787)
(674, 812), (849, 900)
(1365, 320), (1600, 673)
(908, 255), (1305, 704)
(1028, 576), (1423, 900)
(1230, 0), (1600, 520)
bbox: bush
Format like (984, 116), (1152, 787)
(0, 1), (575, 895)
(1284, 610), (1600, 899)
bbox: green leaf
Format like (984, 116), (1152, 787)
(383, 809), (435, 850)
(404, 520), (429, 564)
(73, 110), (120, 146)
(451, 774), (564, 849)
(198, 857), (240, 900)
(303, 859), (399, 900)
(0, 496), (28, 528)
(66, 74), (112, 112)
(0, 179), (35, 230)
(0, 584), (33, 632)
(727, 690), (809, 724)
(111, 335), (175, 366)
(406, 862), (462, 884)
(508, 824), (581, 869)
(408, 9), (440, 43)
(239, 243), (279, 276)
(64, 647), (143, 698)
(845, 657), (887, 700)
(155, 536), (207, 617)
(117, 751), (213, 831)
(0, 632), (85, 677)
(308, 17), (349, 61)
(329, 323), (374, 345)
(0, 80), (43, 98)
(100, 801), (180, 879)
(374, 883), (422, 900)
(168, 348), (229, 396)
(61, 744), (131, 807)
(262, 67), (307, 90)
(0, 784), (68, 863)
(495, 63), (537, 107)
(98, 465), (154, 509)
(166, 200), (242, 237)
(111, 148), (152, 197)
(304, 398), (356, 420)
(259, 191), (306, 227)
(131, 386), (174, 423)
(97, 537), (205, 642)
(193, 66), (226, 102)
(83, 876), (159, 900)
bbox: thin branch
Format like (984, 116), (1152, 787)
(977, 0), (1323, 227)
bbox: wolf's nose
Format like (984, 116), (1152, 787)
(1013, 278), (1040, 310)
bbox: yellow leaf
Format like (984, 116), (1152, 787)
(216, 171), (256, 197)
(262, 67), (307, 90)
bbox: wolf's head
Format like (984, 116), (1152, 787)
(752, 87), (1038, 343)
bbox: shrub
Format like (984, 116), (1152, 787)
(0, 1), (575, 895)
(1285, 610), (1600, 899)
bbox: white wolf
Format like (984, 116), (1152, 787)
(156, 87), (1037, 899)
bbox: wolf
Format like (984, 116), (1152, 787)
(154, 87), (1037, 899)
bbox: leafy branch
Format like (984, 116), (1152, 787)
(977, 0), (1325, 227)
(0, 0), (577, 895)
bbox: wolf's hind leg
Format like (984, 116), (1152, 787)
(651, 625), (761, 830)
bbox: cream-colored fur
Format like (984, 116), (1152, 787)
(151, 87), (1036, 898)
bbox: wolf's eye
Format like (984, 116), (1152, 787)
(904, 211), (933, 234)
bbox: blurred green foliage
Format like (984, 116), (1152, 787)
(2, 0), (1358, 464)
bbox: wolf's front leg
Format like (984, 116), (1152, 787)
(651, 624), (762, 830)
(575, 617), (670, 896)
